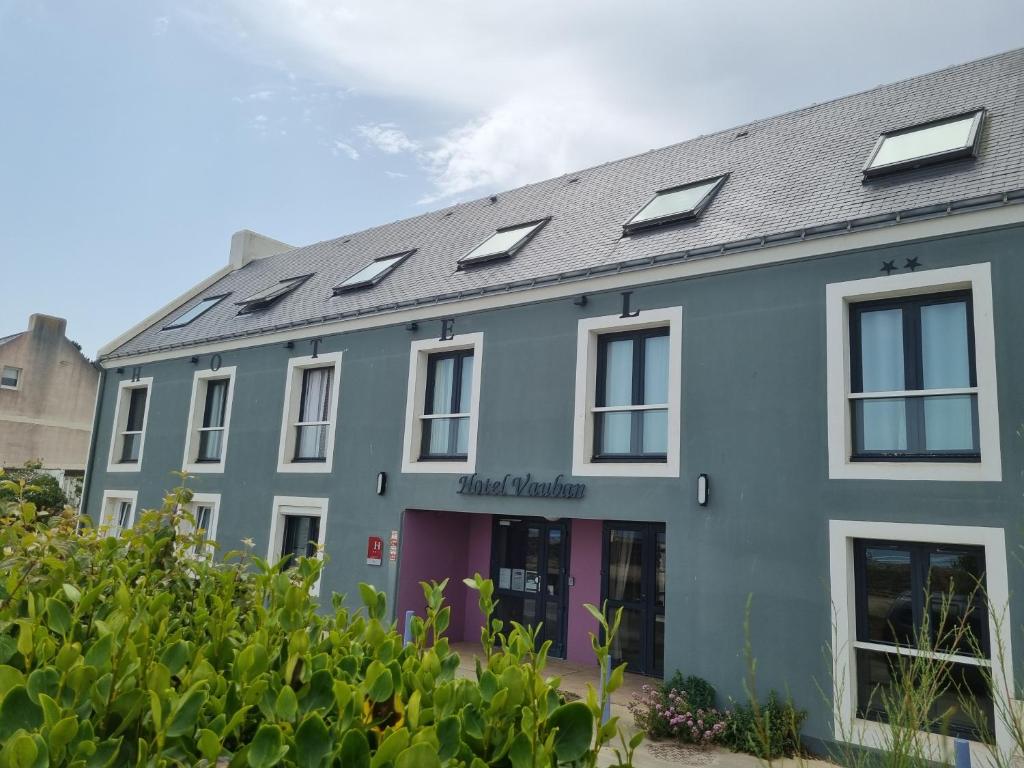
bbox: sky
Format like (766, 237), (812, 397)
(1, 1), (1021, 358)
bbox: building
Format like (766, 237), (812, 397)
(1, 314), (100, 503)
(83, 49), (1024, 757)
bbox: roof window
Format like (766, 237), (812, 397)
(163, 295), (228, 330)
(235, 275), (310, 314)
(863, 109), (984, 178)
(623, 175), (727, 234)
(333, 250), (414, 294)
(458, 219), (548, 268)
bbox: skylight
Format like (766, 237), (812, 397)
(458, 219), (548, 268)
(623, 175), (727, 234)
(235, 275), (310, 314)
(333, 250), (414, 294)
(863, 109), (984, 178)
(163, 295), (227, 330)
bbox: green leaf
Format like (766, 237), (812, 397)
(2, 730), (38, 768)
(166, 685), (207, 738)
(49, 716), (80, 758)
(370, 728), (409, 768)
(607, 662), (625, 694)
(159, 640), (190, 676)
(338, 730), (369, 768)
(197, 729), (221, 763)
(395, 743), (441, 768)
(300, 669), (335, 713)
(274, 686), (298, 722)
(83, 634), (113, 671)
(294, 714), (331, 768)
(26, 668), (59, 705)
(583, 603), (606, 627)
(45, 599), (72, 636)
(367, 669), (393, 703)
(0, 665), (24, 697)
(436, 715), (461, 761)
(0, 686), (44, 739)
(62, 583), (82, 603)
(547, 701), (594, 763)
(508, 732), (533, 768)
(247, 724), (288, 768)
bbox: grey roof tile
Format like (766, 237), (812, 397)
(107, 48), (1024, 359)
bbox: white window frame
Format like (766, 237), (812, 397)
(267, 495), (329, 594)
(829, 519), (1015, 761)
(826, 263), (1001, 481)
(401, 332), (483, 474)
(0, 365), (22, 390)
(99, 489), (138, 537)
(107, 377), (153, 473)
(181, 367), (237, 474)
(182, 492), (221, 556)
(276, 352), (343, 474)
(572, 307), (682, 478)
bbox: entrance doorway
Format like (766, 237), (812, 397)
(491, 517), (570, 658)
(602, 522), (665, 677)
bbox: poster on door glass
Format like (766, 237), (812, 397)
(511, 568), (526, 592)
(498, 568), (511, 590)
(524, 571), (539, 593)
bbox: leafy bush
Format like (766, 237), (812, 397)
(0, 479), (639, 767)
(661, 672), (716, 712)
(627, 675), (727, 746)
(0, 464), (67, 511)
(722, 690), (805, 759)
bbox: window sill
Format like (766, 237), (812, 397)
(276, 460), (333, 474)
(402, 458), (474, 475)
(183, 459), (225, 475)
(571, 460), (679, 478)
(829, 458), (1000, 482)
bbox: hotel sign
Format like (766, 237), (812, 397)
(456, 473), (585, 500)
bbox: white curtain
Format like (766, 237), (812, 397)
(296, 367), (332, 458)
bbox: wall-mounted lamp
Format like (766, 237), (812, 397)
(115, 367), (124, 374)
(283, 341), (294, 349)
(405, 322), (419, 332)
(190, 356), (199, 364)
(697, 473), (710, 506)
(376, 471), (388, 496)
(573, 295), (588, 307)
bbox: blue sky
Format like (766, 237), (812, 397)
(2, 1), (1021, 357)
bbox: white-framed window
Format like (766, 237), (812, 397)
(99, 489), (138, 537)
(267, 496), (328, 593)
(182, 492), (221, 556)
(826, 263), (1000, 481)
(1, 366), (21, 390)
(829, 520), (1014, 760)
(181, 367), (236, 474)
(107, 377), (153, 473)
(401, 333), (483, 474)
(572, 307), (682, 478)
(276, 352), (342, 473)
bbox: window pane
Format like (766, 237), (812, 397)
(120, 433), (140, 463)
(455, 416), (470, 455)
(870, 116), (975, 169)
(339, 254), (403, 287)
(126, 388), (148, 431)
(463, 222), (541, 262)
(921, 302), (970, 389)
(458, 354), (474, 412)
(1, 366), (19, 387)
(863, 546), (915, 645)
(280, 515), (320, 569)
(923, 395), (976, 451)
(598, 412), (632, 454)
(295, 424), (328, 460)
(424, 417), (467, 457)
(117, 501), (132, 529)
(603, 339), (633, 407)
(607, 529), (644, 602)
(203, 379), (228, 428)
(643, 335), (669, 405)
(166, 297), (221, 328)
(430, 357), (455, 415)
(855, 398), (908, 451)
(928, 549), (986, 655)
(630, 178), (720, 225)
(641, 410), (668, 454)
(611, 607), (644, 668)
(859, 309), (904, 392)
(299, 367), (332, 423)
(198, 429), (223, 461)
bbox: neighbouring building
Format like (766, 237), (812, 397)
(83, 49), (1024, 758)
(1, 314), (99, 504)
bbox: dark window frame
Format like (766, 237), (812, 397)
(119, 386), (149, 464)
(333, 249), (416, 294)
(235, 274), (313, 314)
(622, 174), (728, 235)
(592, 327), (669, 463)
(162, 294), (229, 330)
(849, 289), (979, 462)
(457, 218), (550, 269)
(196, 377), (230, 463)
(279, 514), (321, 570)
(292, 366), (333, 463)
(419, 348), (474, 461)
(862, 109), (985, 179)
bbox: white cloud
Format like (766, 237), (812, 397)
(384, 170), (407, 179)
(152, 16), (169, 36)
(332, 140), (359, 160)
(356, 123), (418, 155)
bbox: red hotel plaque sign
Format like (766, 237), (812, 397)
(366, 536), (383, 566)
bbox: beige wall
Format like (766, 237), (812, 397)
(0, 314), (99, 471)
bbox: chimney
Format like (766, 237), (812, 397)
(229, 229), (294, 269)
(28, 313), (68, 339)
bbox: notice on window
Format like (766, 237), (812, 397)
(524, 571), (539, 593)
(498, 568), (511, 590)
(511, 568), (526, 592)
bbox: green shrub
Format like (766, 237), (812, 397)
(0, 478), (639, 767)
(0, 465), (67, 511)
(628, 673), (727, 745)
(723, 690), (805, 759)
(661, 672), (716, 711)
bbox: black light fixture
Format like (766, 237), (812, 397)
(573, 295), (588, 307)
(405, 321), (419, 332)
(697, 474), (710, 506)
(376, 471), (387, 496)
(283, 341), (294, 349)
(190, 356), (199, 364)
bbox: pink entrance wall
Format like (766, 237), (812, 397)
(397, 510), (603, 667)
(396, 510), (491, 643)
(565, 518), (603, 665)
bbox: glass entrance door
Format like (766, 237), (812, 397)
(491, 517), (569, 658)
(602, 522), (665, 677)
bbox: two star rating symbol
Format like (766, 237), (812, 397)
(881, 257), (920, 275)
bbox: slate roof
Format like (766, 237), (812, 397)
(0, 333), (23, 347)
(105, 47), (1024, 360)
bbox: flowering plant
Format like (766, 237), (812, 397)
(628, 683), (729, 746)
